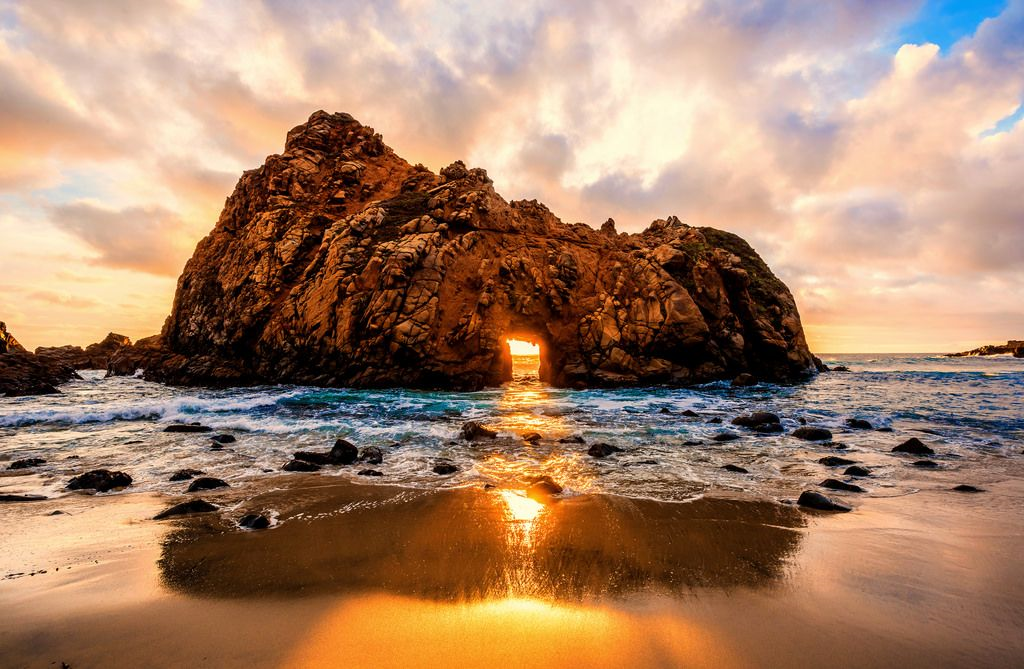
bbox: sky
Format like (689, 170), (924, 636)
(0, 0), (1021, 353)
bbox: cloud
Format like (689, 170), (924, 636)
(26, 290), (101, 309)
(47, 203), (190, 276)
(0, 0), (1022, 350)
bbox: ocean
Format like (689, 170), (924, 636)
(2, 353), (1022, 504)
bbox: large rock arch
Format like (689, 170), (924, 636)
(113, 111), (819, 389)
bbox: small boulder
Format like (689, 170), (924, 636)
(66, 469), (132, 493)
(8, 457), (45, 470)
(587, 442), (623, 458)
(238, 514), (270, 529)
(952, 484), (983, 493)
(558, 435), (585, 444)
(526, 477), (563, 501)
(164, 424), (212, 433)
(820, 478), (865, 493)
(169, 468), (205, 482)
(844, 466), (871, 477)
(461, 421), (497, 440)
(797, 490), (851, 512)
(433, 463), (458, 475)
(211, 434), (236, 444)
(358, 446), (384, 465)
(892, 438), (934, 455)
(283, 459), (321, 472)
(845, 418), (873, 430)
(522, 432), (542, 443)
(154, 499), (218, 520)
(876, 427), (894, 433)
(722, 464), (748, 473)
(911, 460), (939, 468)
(819, 456), (856, 466)
(294, 451), (332, 465)
(711, 432), (740, 442)
(330, 439), (359, 464)
(658, 407), (672, 414)
(731, 373), (757, 387)
(187, 477), (229, 493)
(681, 409), (700, 418)
(832, 365), (850, 372)
(792, 426), (833, 441)
(755, 423), (784, 434)
(358, 469), (384, 477)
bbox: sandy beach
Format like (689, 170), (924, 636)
(2, 472), (1022, 668)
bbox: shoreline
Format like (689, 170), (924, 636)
(2, 478), (1023, 668)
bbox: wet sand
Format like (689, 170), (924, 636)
(2, 477), (1023, 668)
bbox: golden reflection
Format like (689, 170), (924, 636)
(498, 489), (545, 524)
(281, 593), (742, 669)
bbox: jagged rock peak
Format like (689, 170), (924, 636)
(110, 111), (818, 390)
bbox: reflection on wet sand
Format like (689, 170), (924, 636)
(158, 482), (805, 601)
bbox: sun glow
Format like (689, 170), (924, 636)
(507, 338), (540, 356)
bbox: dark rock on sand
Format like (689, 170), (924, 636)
(330, 439), (359, 464)
(211, 434), (236, 444)
(892, 437), (934, 455)
(722, 464), (748, 473)
(792, 426), (833, 441)
(154, 499), (218, 520)
(820, 478), (865, 493)
(294, 451), (332, 465)
(461, 421), (497, 440)
(358, 446), (384, 465)
(522, 432), (542, 443)
(832, 365), (850, 372)
(711, 432), (740, 442)
(588, 442), (623, 457)
(0, 494), (49, 502)
(844, 466), (871, 477)
(754, 422), (784, 433)
(358, 469), (384, 477)
(681, 409), (700, 418)
(66, 469), (132, 492)
(707, 417), (724, 424)
(911, 460), (939, 468)
(526, 478), (563, 502)
(433, 463), (458, 475)
(845, 418), (873, 430)
(8, 458), (46, 470)
(876, 427), (894, 433)
(819, 456), (856, 466)
(558, 435), (585, 444)
(187, 477), (229, 492)
(164, 424), (213, 433)
(683, 440), (702, 446)
(169, 469), (205, 482)
(952, 484), (983, 492)
(239, 514), (271, 529)
(283, 459), (321, 472)
(798, 490), (851, 512)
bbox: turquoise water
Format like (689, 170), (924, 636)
(1, 354), (1021, 503)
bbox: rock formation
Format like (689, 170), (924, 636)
(947, 340), (1024, 358)
(0, 322), (80, 397)
(36, 332), (132, 369)
(110, 111), (818, 389)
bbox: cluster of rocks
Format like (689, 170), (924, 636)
(106, 110), (820, 391)
(946, 340), (1024, 358)
(0, 322), (80, 397)
(35, 332), (132, 370)
(0, 323), (133, 397)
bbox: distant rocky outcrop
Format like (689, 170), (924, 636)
(109, 111), (818, 390)
(36, 332), (131, 369)
(946, 340), (1024, 358)
(0, 322), (80, 397)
